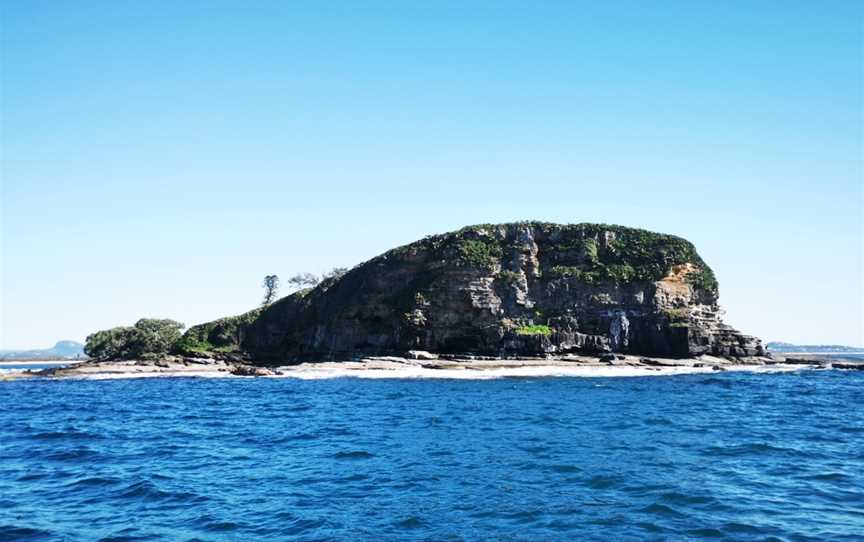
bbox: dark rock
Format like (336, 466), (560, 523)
(185, 357), (217, 365)
(182, 222), (764, 363)
(832, 362), (864, 371)
(230, 365), (275, 377)
(639, 357), (691, 367)
(783, 357), (824, 365)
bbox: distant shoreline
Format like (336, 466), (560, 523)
(0, 359), (86, 366)
(769, 351), (864, 356)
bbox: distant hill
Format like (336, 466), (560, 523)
(766, 342), (864, 353)
(0, 341), (86, 360)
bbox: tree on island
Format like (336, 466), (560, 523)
(323, 267), (349, 280)
(284, 268), (347, 292)
(287, 272), (320, 291)
(84, 318), (185, 361)
(262, 274), (280, 306)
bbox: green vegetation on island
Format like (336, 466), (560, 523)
(84, 319), (184, 361)
(386, 221), (718, 292)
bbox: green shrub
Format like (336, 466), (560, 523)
(172, 335), (216, 354)
(83, 327), (133, 360)
(84, 318), (184, 360)
(689, 266), (718, 293)
(602, 263), (636, 283)
(459, 239), (502, 268)
(175, 308), (263, 355)
(515, 324), (552, 336)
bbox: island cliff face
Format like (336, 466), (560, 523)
(179, 222), (763, 363)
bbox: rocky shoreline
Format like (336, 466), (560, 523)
(3, 352), (861, 381)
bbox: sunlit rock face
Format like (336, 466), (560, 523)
(184, 222), (764, 362)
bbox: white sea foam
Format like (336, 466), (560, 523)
(271, 364), (813, 380)
(3, 363), (819, 381)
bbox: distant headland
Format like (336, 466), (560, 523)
(0, 341), (85, 361)
(765, 342), (864, 354)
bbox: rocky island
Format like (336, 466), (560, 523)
(12, 222), (855, 379)
(180, 222), (764, 359)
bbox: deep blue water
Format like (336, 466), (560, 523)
(1, 370), (863, 542)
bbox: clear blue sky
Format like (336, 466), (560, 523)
(1, 1), (862, 349)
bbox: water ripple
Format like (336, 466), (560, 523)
(0, 370), (862, 541)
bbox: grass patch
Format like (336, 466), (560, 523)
(459, 239), (502, 268)
(515, 324), (552, 336)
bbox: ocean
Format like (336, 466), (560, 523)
(1, 368), (862, 541)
